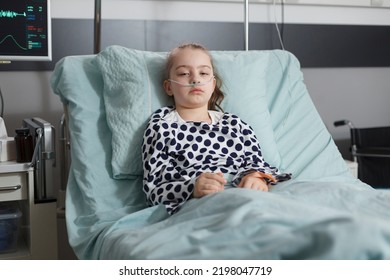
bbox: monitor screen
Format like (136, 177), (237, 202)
(0, 0), (51, 62)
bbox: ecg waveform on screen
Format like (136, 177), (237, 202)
(0, 10), (26, 18)
(0, 35), (28, 51)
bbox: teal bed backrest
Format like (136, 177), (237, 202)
(50, 46), (356, 259)
(264, 52), (351, 179)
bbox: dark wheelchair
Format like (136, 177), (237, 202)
(334, 120), (390, 189)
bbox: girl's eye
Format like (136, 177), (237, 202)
(178, 73), (189, 76)
(200, 72), (210, 76)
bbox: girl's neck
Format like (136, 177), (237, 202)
(176, 107), (211, 123)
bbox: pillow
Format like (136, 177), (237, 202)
(95, 46), (281, 179)
(95, 47), (171, 179)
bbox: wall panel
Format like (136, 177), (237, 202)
(1, 19), (389, 71)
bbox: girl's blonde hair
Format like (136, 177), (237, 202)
(165, 43), (225, 112)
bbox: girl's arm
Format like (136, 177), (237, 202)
(231, 116), (291, 187)
(142, 117), (196, 215)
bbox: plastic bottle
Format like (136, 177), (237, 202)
(14, 128), (33, 163)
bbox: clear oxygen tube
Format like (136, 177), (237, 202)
(168, 76), (215, 87)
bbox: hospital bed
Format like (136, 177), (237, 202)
(50, 45), (390, 259)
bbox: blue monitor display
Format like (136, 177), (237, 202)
(0, 0), (51, 62)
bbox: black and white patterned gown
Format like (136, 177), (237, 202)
(142, 106), (291, 214)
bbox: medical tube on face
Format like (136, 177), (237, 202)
(168, 76), (215, 87)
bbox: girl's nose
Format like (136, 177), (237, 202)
(190, 76), (201, 85)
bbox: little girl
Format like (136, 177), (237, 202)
(142, 43), (291, 215)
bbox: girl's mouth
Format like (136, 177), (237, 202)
(190, 88), (203, 94)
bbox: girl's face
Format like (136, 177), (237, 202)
(164, 48), (216, 111)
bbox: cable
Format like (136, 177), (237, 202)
(281, 0), (285, 43)
(273, 0), (285, 50)
(0, 85), (4, 118)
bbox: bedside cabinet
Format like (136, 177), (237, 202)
(0, 161), (57, 259)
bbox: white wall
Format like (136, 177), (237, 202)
(52, 0), (390, 25)
(303, 68), (390, 139)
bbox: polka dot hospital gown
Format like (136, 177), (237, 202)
(142, 106), (291, 215)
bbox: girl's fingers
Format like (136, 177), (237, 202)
(194, 172), (226, 198)
(200, 172), (227, 186)
(238, 177), (268, 191)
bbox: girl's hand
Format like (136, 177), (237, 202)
(193, 172), (226, 198)
(237, 173), (270, 192)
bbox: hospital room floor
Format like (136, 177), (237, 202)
(57, 209), (77, 260)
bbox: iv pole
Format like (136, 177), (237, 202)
(94, 0), (102, 54)
(244, 0), (249, 51)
